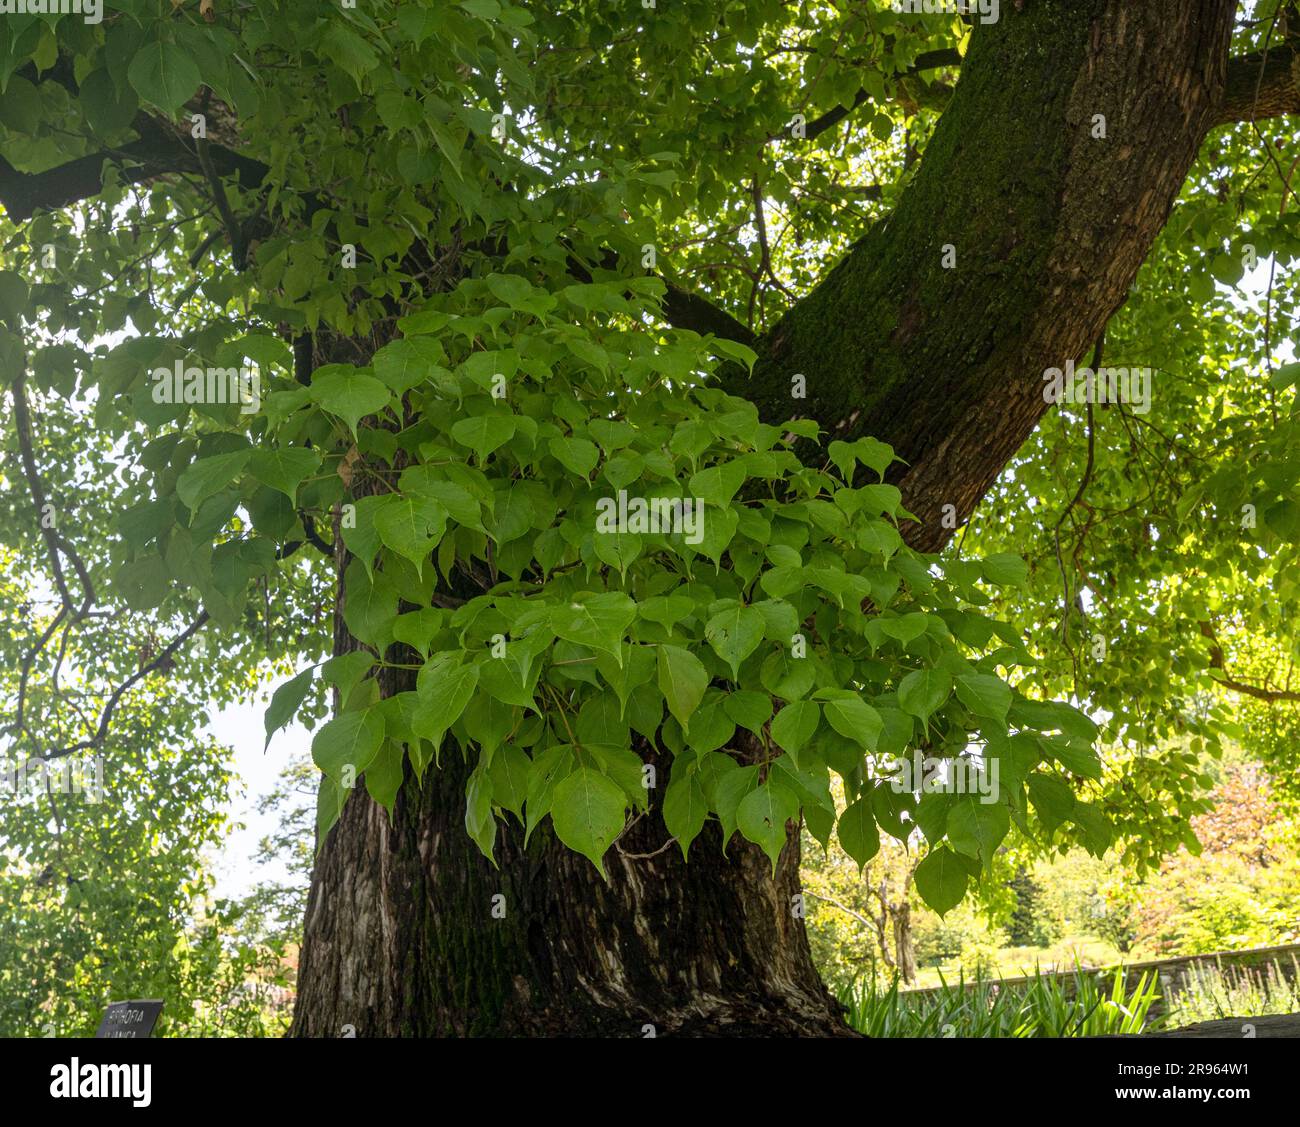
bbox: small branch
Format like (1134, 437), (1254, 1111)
(11, 371), (77, 612)
(1197, 621), (1300, 703)
(194, 95), (249, 269)
(798, 48), (962, 143)
(803, 888), (878, 933)
(38, 612), (211, 762)
(615, 836), (677, 861)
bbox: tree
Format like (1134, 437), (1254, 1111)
(2, 1), (1299, 1036)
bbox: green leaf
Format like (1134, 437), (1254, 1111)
(548, 436), (599, 477)
(760, 648), (814, 700)
(341, 561), (398, 649)
(737, 780), (798, 873)
(365, 740), (406, 815)
(321, 651), (376, 701)
(871, 782), (916, 840)
(373, 338), (440, 394)
(705, 604), (765, 679)
(710, 337), (758, 370)
(80, 66), (139, 136)
(946, 798), (1010, 865)
(0, 270), (29, 328)
(479, 659), (539, 711)
(465, 763), (498, 861)
(127, 41), (201, 112)
(657, 644), (709, 731)
(247, 447), (321, 504)
(339, 496), (389, 582)
(853, 436), (896, 478)
(819, 691), (883, 751)
(898, 668), (953, 724)
(487, 742), (532, 820)
(525, 744), (574, 843)
(576, 694), (629, 749)
(550, 766), (627, 877)
(682, 689), (736, 754)
(391, 608), (445, 658)
(688, 461), (747, 508)
(770, 700), (820, 761)
(176, 450), (250, 513)
(662, 767), (709, 859)
(264, 668), (314, 749)
(551, 592), (637, 662)
(315, 775), (346, 847)
(955, 674), (1012, 723)
(714, 763), (760, 846)
(309, 367), (392, 437)
(980, 552), (1029, 587)
(311, 707), (385, 786)
(914, 846), (969, 916)
(837, 796), (881, 871)
(723, 690), (772, 735)
(374, 493), (448, 569)
(1027, 773), (1076, 833)
(451, 413), (518, 462)
(116, 556), (170, 611)
(413, 657), (480, 745)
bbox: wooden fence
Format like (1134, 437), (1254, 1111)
(900, 940), (1300, 1024)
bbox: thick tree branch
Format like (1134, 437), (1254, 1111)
(658, 282), (758, 346)
(1215, 47), (1300, 126)
(801, 48), (961, 142)
(565, 244), (757, 346)
(0, 125), (268, 224)
(737, 2), (1236, 554)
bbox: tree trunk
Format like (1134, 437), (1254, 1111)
(291, 689), (850, 1037)
(892, 900), (917, 986)
(292, 0), (1238, 1036)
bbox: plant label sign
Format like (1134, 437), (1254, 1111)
(94, 1000), (163, 1039)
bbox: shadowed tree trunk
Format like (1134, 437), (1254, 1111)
(290, 0), (1241, 1036)
(291, 723), (847, 1036)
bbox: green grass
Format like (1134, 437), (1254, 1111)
(1164, 956), (1300, 1026)
(839, 962), (1164, 1037)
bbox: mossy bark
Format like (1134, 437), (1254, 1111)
(737, 0), (1235, 550)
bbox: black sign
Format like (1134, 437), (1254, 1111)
(94, 1000), (163, 1039)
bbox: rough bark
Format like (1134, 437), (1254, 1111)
(291, 736), (850, 1037)
(735, 0), (1237, 551)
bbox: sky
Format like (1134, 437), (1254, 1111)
(205, 696), (309, 901)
